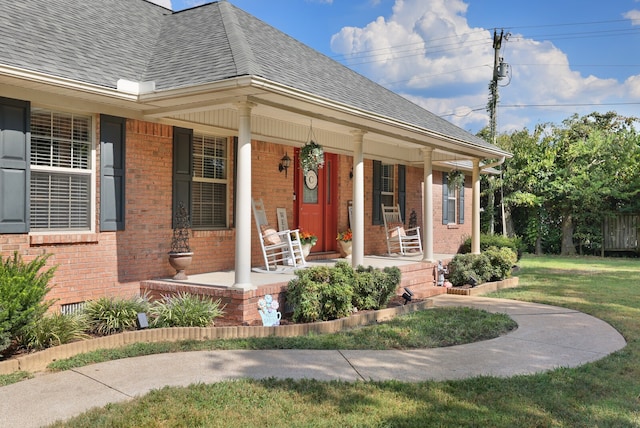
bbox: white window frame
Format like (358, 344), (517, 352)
(381, 163), (394, 207)
(29, 107), (96, 233)
(447, 181), (457, 225)
(191, 133), (229, 229)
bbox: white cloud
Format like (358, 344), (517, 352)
(330, 0), (639, 133)
(624, 9), (640, 25)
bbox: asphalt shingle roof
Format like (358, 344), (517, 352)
(1, 0), (500, 151)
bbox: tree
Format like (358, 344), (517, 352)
(547, 112), (640, 254)
(491, 127), (554, 253)
(492, 112), (640, 255)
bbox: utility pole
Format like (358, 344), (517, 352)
(487, 29), (510, 236)
(488, 29), (505, 145)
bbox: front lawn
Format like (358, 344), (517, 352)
(45, 256), (640, 427)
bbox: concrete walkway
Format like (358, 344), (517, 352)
(0, 296), (626, 428)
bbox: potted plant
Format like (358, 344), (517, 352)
(298, 230), (318, 258)
(336, 229), (352, 258)
(448, 170), (465, 189)
(168, 201), (193, 280)
(299, 140), (324, 173)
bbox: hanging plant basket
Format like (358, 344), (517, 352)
(300, 140), (324, 173)
(300, 122), (324, 173)
(448, 170), (465, 188)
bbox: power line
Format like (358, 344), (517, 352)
(330, 18), (638, 68)
(499, 102), (640, 108)
(438, 101), (640, 118)
(501, 18), (635, 30)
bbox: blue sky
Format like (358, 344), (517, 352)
(160, 0), (640, 135)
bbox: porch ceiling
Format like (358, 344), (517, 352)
(139, 76), (509, 168)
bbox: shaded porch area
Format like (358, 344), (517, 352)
(141, 253), (455, 325)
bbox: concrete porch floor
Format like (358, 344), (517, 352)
(164, 253), (455, 289)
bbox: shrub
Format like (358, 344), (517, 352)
(448, 246), (518, 287)
(352, 265), (401, 310)
(287, 262), (402, 322)
(83, 295), (150, 336)
(18, 312), (89, 351)
(148, 292), (224, 328)
(286, 261), (354, 322)
(0, 252), (56, 354)
(459, 234), (524, 260)
(447, 253), (492, 287)
(484, 246), (518, 281)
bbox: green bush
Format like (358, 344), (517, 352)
(352, 265), (401, 310)
(484, 246), (518, 281)
(287, 261), (354, 323)
(0, 252), (56, 354)
(447, 253), (491, 287)
(459, 234), (524, 260)
(448, 246), (518, 287)
(287, 262), (402, 322)
(148, 292), (224, 328)
(18, 312), (89, 351)
(83, 295), (150, 336)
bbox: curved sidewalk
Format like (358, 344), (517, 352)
(0, 296), (626, 428)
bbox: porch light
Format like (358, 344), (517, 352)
(279, 152), (291, 177)
(137, 313), (149, 329)
(402, 287), (414, 305)
(468, 275), (478, 288)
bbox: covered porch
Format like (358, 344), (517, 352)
(142, 253), (455, 325)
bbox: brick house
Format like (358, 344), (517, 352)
(0, 0), (510, 315)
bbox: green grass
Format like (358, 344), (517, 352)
(49, 255), (640, 427)
(0, 371), (30, 386)
(47, 306), (515, 371)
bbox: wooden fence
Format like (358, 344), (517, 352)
(603, 214), (639, 251)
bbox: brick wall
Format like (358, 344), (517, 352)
(0, 114), (472, 311)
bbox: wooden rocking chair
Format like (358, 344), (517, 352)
(382, 204), (422, 255)
(252, 198), (306, 272)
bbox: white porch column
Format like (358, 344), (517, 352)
(422, 147), (434, 262)
(233, 101), (257, 289)
(472, 158), (481, 254)
(351, 130), (366, 267)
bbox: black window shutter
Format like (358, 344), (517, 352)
(442, 173), (449, 225)
(172, 127), (193, 228)
(0, 97), (30, 234)
(458, 181), (465, 224)
(372, 160), (382, 225)
(100, 114), (126, 231)
(398, 164), (406, 221)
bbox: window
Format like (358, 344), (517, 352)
(30, 109), (93, 231)
(191, 134), (228, 228)
(447, 181), (457, 224)
(442, 173), (465, 225)
(380, 163), (394, 207)
(373, 161), (403, 225)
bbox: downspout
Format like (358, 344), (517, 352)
(480, 156), (505, 171)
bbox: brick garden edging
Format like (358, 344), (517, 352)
(446, 277), (519, 296)
(0, 299), (434, 375)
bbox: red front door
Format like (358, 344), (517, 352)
(295, 151), (337, 253)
